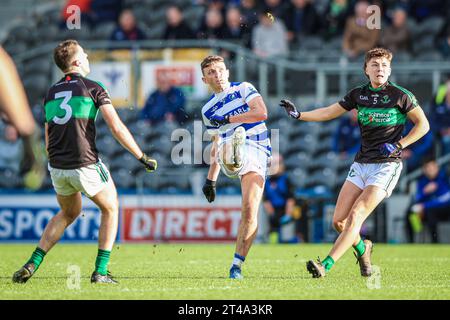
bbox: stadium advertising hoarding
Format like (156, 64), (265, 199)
(120, 195), (242, 242)
(0, 195), (242, 242)
(138, 47), (211, 104)
(0, 196), (101, 241)
(89, 61), (131, 106)
(122, 207), (242, 242)
(140, 61), (209, 102)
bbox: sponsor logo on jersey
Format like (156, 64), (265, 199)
(358, 107), (407, 126)
(381, 95), (391, 104)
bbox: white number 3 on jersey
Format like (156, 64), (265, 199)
(53, 91), (73, 125)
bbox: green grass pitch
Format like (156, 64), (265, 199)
(1, 243), (449, 300)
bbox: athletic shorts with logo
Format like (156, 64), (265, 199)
(346, 162), (402, 198)
(218, 140), (269, 180)
(48, 160), (111, 197)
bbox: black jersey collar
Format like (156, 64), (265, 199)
(64, 72), (82, 77)
(63, 72), (82, 81)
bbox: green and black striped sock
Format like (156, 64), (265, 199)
(95, 249), (111, 276)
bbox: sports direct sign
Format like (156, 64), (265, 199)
(0, 194), (245, 242)
(122, 207), (241, 242)
(120, 195), (242, 242)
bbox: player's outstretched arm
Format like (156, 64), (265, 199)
(203, 135), (221, 203)
(280, 100), (347, 122)
(100, 103), (157, 172)
(0, 46), (36, 137)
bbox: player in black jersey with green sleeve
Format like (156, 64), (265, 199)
(280, 48), (430, 278)
(12, 40), (157, 284)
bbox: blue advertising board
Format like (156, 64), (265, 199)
(0, 195), (107, 242)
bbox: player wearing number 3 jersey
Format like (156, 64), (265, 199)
(12, 40), (157, 285)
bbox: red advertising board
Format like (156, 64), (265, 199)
(122, 207), (242, 242)
(155, 66), (194, 87)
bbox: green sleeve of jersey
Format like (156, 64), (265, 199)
(392, 83), (418, 113)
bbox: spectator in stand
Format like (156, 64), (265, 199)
(252, 10), (289, 58)
(342, 0), (380, 59)
(223, 6), (251, 47)
(322, 0), (352, 39)
(239, 0), (260, 30)
(409, 0), (445, 22)
(205, 0), (227, 17)
(430, 75), (450, 155)
(402, 120), (435, 172)
(140, 73), (186, 125)
(263, 153), (298, 243)
(332, 109), (360, 160)
(220, 6), (251, 60)
(197, 8), (227, 40)
(0, 123), (23, 174)
(163, 5), (196, 40)
(263, 0), (288, 19)
(406, 157), (450, 243)
(433, 74), (450, 106)
(381, 7), (411, 53)
(282, 0), (320, 43)
(110, 9), (145, 41)
(90, 0), (123, 25)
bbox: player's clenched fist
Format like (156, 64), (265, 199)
(139, 153), (158, 172)
(202, 179), (216, 203)
(380, 142), (403, 157)
(210, 114), (230, 127)
(279, 99), (301, 119)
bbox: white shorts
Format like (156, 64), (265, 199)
(346, 162), (403, 198)
(48, 160), (111, 197)
(218, 141), (269, 180)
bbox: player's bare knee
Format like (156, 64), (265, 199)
(100, 198), (119, 216)
(333, 219), (346, 232)
(61, 209), (80, 223)
(105, 202), (119, 216)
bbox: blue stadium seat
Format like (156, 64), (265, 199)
(289, 168), (307, 189)
(115, 167), (136, 189)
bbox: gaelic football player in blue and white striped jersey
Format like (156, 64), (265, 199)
(200, 55), (271, 280)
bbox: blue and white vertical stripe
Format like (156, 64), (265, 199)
(201, 82), (271, 156)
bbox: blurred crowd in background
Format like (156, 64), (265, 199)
(59, 0), (450, 59)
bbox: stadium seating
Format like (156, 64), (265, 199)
(0, 0), (447, 195)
